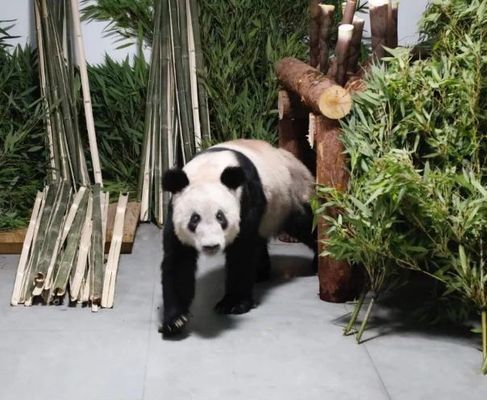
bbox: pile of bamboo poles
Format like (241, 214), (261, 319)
(138, 0), (210, 226)
(10, 0), (127, 311)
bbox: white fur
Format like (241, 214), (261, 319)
(171, 139), (314, 250)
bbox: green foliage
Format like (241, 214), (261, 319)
(315, 0), (486, 322)
(86, 54), (148, 194)
(0, 30), (46, 230)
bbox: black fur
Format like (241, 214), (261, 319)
(160, 147), (316, 336)
(162, 169), (189, 194)
(220, 166), (246, 190)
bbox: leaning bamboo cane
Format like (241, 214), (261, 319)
(70, 0), (103, 186)
(11, 192), (44, 305)
(101, 193), (128, 308)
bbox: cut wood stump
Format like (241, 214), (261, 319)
(0, 201), (141, 255)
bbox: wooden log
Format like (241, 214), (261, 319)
(314, 114), (359, 302)
(341, 0), (356, 24)
(276, 57), (352, 119)
(347, 16), (365, 72)
(369, 0), (389, 59)
(309, 0), (321, 68)
(386, 0), (399, 49)
(334, 24), (354, 86)
(0, 202), (141, 255)
(318, 5), (335, 74)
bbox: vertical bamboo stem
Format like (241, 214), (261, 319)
(70, 0), (103, 186)
(356, 294), (375, 343)
(344, 290), (366, 335)
(482, 310), (487, 361)
(341, 0), (356, 24)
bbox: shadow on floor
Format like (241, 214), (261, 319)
(179, 253), (315, 339)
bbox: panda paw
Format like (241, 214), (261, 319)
(159, 314), (189, 337)
(214, 296), (256, 315)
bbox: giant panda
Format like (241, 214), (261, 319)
(160, 139), (315, 336)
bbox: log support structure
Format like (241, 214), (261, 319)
(275, 0), (399, 303)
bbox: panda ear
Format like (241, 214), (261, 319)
(162, 169), (189, 194)
(221, 166), (246, 190)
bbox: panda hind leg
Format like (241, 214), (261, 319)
(282, 203), (317, 273)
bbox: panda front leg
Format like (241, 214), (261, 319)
(160, 224), (198, 336)
(215, 235), (261, 314)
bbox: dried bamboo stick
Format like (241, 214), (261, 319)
(341, 0), (357, 24)
(90, 184), (104, 309)
(70, 194), (93, 301)
(60, 186), (88, 244)
(11, 192), (44, 305)
(347, 16), (365, 72)
(70, 0), (103, 186)
(369, 0), (389, 59)
(101, 193), (128, 308)
(319, 5), (335, 74)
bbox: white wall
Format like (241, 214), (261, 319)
(2, 0), (429, 64)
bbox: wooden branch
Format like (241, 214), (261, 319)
(335, 24), (354, 86)
(347, 16), (365, 72)
(386, 0), (399, 49)
(318, 5), (335, 74)
(276, 57), (352, 119)
(341, 0), (357, 24)
(309, 0), (321, 68)
(369, 0), (389, 59)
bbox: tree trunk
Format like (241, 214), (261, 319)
(334, 24), (354, 86)
(369, 0), (388, 59)
(276, 57), (352, 119)
(348, 17), (365, 72)
(318, 5), (335, 74)
(386, 1), (399, 49)
(341, 0), (357, 24)
(309, 0), (321, 68)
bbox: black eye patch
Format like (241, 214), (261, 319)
(216, 210), (228, 230)
(188, 213), (201, 232)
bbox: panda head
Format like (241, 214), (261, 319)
(162, 166), (246, 255)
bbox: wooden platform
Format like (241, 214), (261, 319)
(0, 202), (141, 255)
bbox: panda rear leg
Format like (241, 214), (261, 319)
(255, 237), (271, 282)
(215, 236), (260, 314)
(283, 203), (317, 273)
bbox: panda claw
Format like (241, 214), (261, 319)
(160, 314), (189, 337)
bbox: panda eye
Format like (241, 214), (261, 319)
(188, 213), (201, 232)
(216, 210), (228, 230)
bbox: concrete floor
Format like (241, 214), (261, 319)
(0, 224), (486, 400)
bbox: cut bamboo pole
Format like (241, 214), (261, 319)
(356, 294), (376, 343)
(10, 192), (44, 305)
(386, 0), (399, 49)
(309, 0), (321, 68)
(347, 16), (365, 72)
(334, 24), (354, 86)
(369, 0), (389, 59)
(90, 184), (104, 310)
(101, 193), (128, 308)
(70, 0), (103, 186)
(318, 5), (335, 74)
(70, 194), (93, 301)
(276, 57), (352, 119)
(60, 186), (87, 244)
(341, 0), (357, 24)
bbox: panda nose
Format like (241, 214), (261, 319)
(202, 244), (220, 253)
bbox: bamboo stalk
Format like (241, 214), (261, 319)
(356, 293), (376, 343)
(347, 16), (365, 72)
(482, 310), (487, 362)
(188, 0), (211, 142)
(10, 192), (44, 305)
(90, 184), (104, 309)
(60, 186), (87, 244)
(341, 0), (357, 24)
(319, 5), (335, 74)
(343, 290), (366, 335)
(70, 194), (93, 301)
(70, 0), (102, 186)
(101, 193), (128, 308)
